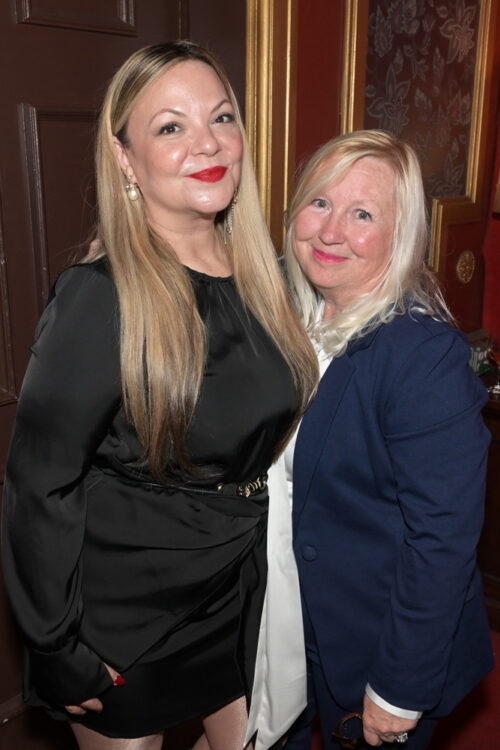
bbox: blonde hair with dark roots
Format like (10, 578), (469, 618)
(89, 41), (317, 479)
(285, 129), (453, 358)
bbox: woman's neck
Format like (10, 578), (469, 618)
(322, 299), (338, 321)
(152, 215), (232, 277)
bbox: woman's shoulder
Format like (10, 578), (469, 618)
(374, 311), (487, 432)
(34, 257), (119, 346)
(361, 311), (471, 382)
(49, 257), (117, 307)
(372, 310), (477, 395)
(53, 256), (113, 289)
(381, 309), (465, 350)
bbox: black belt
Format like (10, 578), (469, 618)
(99, 457), (268, 499)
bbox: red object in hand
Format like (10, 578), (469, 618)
(113, 674), (126, 687)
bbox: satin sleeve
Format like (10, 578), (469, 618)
(367, 329), (490, 710)
(1, 262), (121, 706)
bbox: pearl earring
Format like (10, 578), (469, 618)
(124, 173), (139, 201)
(125, 181), (139, 201)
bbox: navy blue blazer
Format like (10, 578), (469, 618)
(293, 311), (493, 716)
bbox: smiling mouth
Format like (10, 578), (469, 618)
(189, 166), (227, 182)
(313, 248), (348, 263)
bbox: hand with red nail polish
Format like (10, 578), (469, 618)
(64, 663), (124, 715)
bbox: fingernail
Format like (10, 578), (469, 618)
(113, 674), (126, 687)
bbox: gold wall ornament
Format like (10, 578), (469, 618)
(456, 249), (476, 284)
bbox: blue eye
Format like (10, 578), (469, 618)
(356, 209), (372, 220)
(311, 198), (328, 209)
(158, 122), (180, 135)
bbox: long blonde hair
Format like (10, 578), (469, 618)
(285, 129), (452, 358)
(90, 41), (317, 479)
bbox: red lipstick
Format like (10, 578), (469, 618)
(189, 166), (227, 182)
(313, 248), (348, 263)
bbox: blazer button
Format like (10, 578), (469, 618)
(301, 545), (317, 561)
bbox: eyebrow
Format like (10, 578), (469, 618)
(148, 98), (232, 127)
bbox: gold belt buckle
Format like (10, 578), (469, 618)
(237, 475), (268, 498)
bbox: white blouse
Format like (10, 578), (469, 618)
(245, 344), (332, 749)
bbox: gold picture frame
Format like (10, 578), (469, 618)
(341, 0), (498, 277)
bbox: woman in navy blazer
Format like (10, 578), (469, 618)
(283, 130), (493, 749)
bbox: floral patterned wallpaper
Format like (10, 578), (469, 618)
(365, 0), (480, 200)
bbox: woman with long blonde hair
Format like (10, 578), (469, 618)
(2, 41), (317, 750)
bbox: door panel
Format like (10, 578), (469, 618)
(16, 0), (136, 34)
(22, 106), (98, 307)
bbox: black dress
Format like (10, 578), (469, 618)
(1, 258), (298, 738)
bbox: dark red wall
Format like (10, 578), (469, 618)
(482, 124), (500, 340)
(295, 0), (345, 171)
(482, 13), (500, 339)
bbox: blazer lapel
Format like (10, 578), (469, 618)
(293, 353), (354, 528)
(293, 327), (381, 528)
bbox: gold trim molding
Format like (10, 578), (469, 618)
(341, 0), (369, 133)
(246, 0), (298, 251)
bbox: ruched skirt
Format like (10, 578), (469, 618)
(43, 468), (269, 738)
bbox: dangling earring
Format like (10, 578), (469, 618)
(125, 175), (139, 201)
(224, 192), (238, 244)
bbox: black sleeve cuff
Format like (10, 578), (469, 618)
(27, 639), (115, 706)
